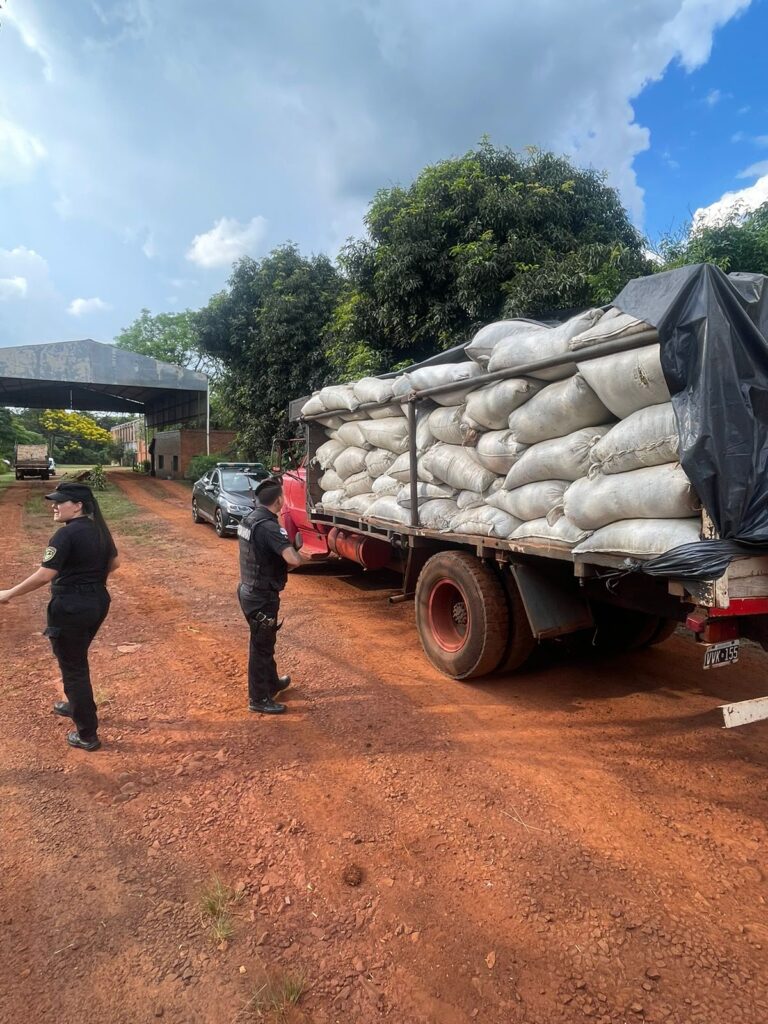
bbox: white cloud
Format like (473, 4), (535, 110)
(0, 116), (47, 184)
(692, 174), (768, 230)
(4, 3), (55, 81)
(186, 216), (268, 268)
(67, 296), (112, 316)
(0, 277), (28, 300)
(738, 160), (768, 179)
(142, 231), (156, 259)
(704, 88), (722, 107)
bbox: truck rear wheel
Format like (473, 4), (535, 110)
(495, 568), (537, 673)
(415, 552), (509, 680)
(643, 617), (678, 647)
(589, 602), (661, 654)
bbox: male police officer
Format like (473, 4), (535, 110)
(237, 477), (307, 715)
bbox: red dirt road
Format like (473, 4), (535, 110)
(1, 472), (767, 1024)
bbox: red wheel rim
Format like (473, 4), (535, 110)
(428, 578), (470, 653)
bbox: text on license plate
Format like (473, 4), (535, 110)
(703, 639), (740, 670)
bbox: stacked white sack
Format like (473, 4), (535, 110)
(301, 304), (702, 557)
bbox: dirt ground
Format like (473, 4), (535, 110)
(1, 471), (767, 1024)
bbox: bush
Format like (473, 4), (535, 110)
(85, 465), (108, 490)
(186, 453), (226, 480)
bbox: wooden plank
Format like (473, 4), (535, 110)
(720, 696), (768, 729)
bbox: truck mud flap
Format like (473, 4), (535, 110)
(510, 563), (594, 640)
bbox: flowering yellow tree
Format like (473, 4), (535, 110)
(39, 410), (114, 447)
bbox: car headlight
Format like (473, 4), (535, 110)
(225, 502), (252, 514)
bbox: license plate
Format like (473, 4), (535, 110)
(703, 639), (740, 670)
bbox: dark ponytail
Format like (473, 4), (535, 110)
(81, 490), (116, 557)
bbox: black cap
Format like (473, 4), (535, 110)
(44, 482), (94, 504)
(253, 476), (282, 504)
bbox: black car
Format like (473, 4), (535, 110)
(191, 462), (269, 537)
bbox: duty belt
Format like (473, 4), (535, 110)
(51, 583), (105, 594)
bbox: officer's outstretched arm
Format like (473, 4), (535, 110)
(281, 546), (304, 568)
(0, 566), (58, 604)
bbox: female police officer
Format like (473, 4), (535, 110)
(0, 481), (119, 751)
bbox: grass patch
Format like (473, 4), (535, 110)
(93, 685), (114, 708)
(199, 876), (243, 944)
(241, 970), (308, 1022)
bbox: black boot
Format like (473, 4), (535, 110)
(248, 698), (287, 715)
(53, 701), (73, 718)
(66, 731), (102, 752)
(272, 675), (291, 696)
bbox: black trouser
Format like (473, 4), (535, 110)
(238, 585), (280, 703)
(45, 588), (110, 741)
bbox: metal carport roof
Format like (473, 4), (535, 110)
(0, 339), (208, 429)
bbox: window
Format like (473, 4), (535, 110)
(158, 455), (165, 469)
(211, 471), (220, 488)
(172, 455), (179, 472)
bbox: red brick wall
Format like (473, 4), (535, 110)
(153, 430), (237, 479)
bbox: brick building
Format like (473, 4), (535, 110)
(110, 418), (148, 465)
(152, 428), (237, 479)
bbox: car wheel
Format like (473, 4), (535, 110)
(192, 499), (203, 524)
(214, 508), (226, 537)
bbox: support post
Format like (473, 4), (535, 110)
(206, 381), (210, 456)
(407, 399), (419, 528)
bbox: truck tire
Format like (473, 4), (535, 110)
(589, 602), (661, 654)
(41, 472), (49, 481)
(415, 552), (509, 680)
(495, 569), (537, 673)
(643, 617), (678, 648)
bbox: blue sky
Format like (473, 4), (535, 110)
(1, 0), (766, 349)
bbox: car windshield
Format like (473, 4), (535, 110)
(221, 471), (257, 491)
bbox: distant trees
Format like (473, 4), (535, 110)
(657, 201), (768, 275)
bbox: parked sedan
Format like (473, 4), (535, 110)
(191, 463), (269, 537)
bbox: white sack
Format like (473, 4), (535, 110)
(506, 373), (612, 444)
(368, 402), (405, 420)
(415, 404), (437, 451)
(504, 426), (611, 487)
(318, 384), (359, 412)
(392, 361), (484, 406)
(340, 492), (377, 514)
(301, 394), (326, 416)
(364, 496), (412, 525)
(572, 518), (701, 559)
(357, 416), (409, 455)
(487, 309), (603, 381)
(316, 438), (346, 469)
(396, 482), (457, 508)
(319, 489), (345, 509)
(365, 447), (398, 478)
(428, 405), (466, 445)
(371, 474), (401, 496)
(450, 505), (521, 538)
(511, 516), (589, 545)
(334, 446), (369, 480)
(337, 421), (372, 448)
(344, 471), (375, 498)
(488, 480), (569, 521)
(418, 499), (461, 531)
(352, 376), (395, 405)
(590, 403), (679, 475)
(422, 443), (498, 493)
(338, 409), (370, 422)
(319, 468), (344, 492)
(569, 308), (656, 351)
(456, 489), (485, 510)
(564, 463), (700, 532)
(465, 320), (541, 367)
(474, 430), (528, 474)
(578, 344), (670, 419)
(388, 451), (438, 485)
(315, 414), (345, 429)
(462, 377), (544, 430)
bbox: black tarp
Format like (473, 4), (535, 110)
(612, 265), (768, 572)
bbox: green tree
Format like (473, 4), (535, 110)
(657, 201), (768, 274)
(335, 142), (650, 366)
(115, 308), (217, 377)
(197, 244), (344, 456)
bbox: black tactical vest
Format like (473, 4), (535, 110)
(238, 506), (288, 593)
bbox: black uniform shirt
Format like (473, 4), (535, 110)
(238, 506), (291, 592)
(41, 517), (117, 587)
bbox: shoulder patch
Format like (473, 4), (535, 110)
(43, 546), (57, 563)
(279, 527), (288, 538)
(237, 524), (252, 541)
